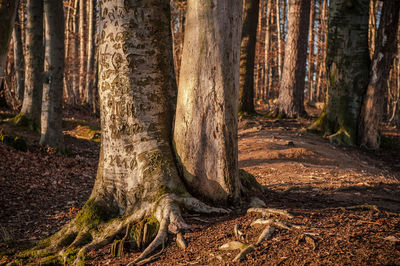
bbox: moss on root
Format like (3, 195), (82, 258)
(11, 113), (39, 132)
(75, 199), (110, 231)
(239, 169), (265, 195)
(128, 217), (160, 250)
(0, 134), (27, 151)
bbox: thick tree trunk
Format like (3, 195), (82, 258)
(238, 0), (259, 114)
(309, 0), (370, 145)
(174, 0), (242, 204)
(275, 0), (310, 118)
(358, 1), (400, 149)
(40, 0), (65, 151)
(85, 0), (95, 108)
(18, 0), (43, 130)
(13, 7), (24, 101)
(0, 0), (19, 87)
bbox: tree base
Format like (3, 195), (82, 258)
(10, 113), (40, 132)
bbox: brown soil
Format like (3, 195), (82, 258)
(1, 107), (400, 265)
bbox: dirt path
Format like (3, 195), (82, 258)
(1, 112), (400, 265)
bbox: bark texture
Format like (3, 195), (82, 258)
(174, 0), (242, 204)
(41, 1), (227, 264)
(0, 0), (18, 86)
(40, 0), (65, 151)
(239, 0), (259, 114)
(13, 7), (25, 101)
(85, 0), (96, 108)
(276, 0), (311, 118)
(19, 0), (44, 129)
(358, 1), (400, 149)
(78, 0), (86, 100)
(309, 0), (370, 145)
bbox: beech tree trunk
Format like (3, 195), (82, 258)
(309, 0), (370, 145)
(40, 0), (65, 151)
(78, 0), (86, 101)
(358, 1), (400, 149)
(85, 0), (96, 108)
(275, 0), (310, 118)
(42, 1), (231, 264)
(307, 0), (315, 102)
(18, 0), (43, 130)
(71, 0), (79, 103)
(174, 0), (242, 205)
(239, 0), (259, 114)
(0, 0), (19, 87)
(13, 6), (24, 101)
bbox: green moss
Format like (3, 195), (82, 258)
(11, 113), (39, 132)
(58, 232), (77, 248)
(239, 169), (263, 193)
(0, 134), (27, 151)
(39, 254), (63, 265)
(64, 248), (79, 265)
(127, 217), (159, 250)
(36, 238), (51, 250)
(75, 199), (110, 231)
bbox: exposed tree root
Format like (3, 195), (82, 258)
(250, 218), (303, 230)
(247, 207), (294, 219)
(256, 226), (275, 245)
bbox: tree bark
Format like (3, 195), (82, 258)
(276, 0), (283, 80)
(0, 0), (19, 87)
(40, 0), (65, 151)
(13, 5), (24, 101)
(85, 0), (96, 108)
(239, 0), (259, 114)
(358, 1), (400, 149)
(18, 0), (43, 130)
(307, 0), (315, 102)
(174, 0), (242, 204)
(78, 0), (86, 101)
(309, 0), (370, 145)
(71, 0), (79, 104)
(275, 0), (310, 118)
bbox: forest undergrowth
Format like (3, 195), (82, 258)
(0, 105), (399, 265)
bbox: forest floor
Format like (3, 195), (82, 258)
(0, 105), (400, 265)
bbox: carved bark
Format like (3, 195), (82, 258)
(40, 0), (65, 151)
(0, 0), (19, 87)
(358, 1), (400, 149)
(239, 0), (259, 114)
(275, 0), (310, 118)
(174, 0), (242, 204)
(19, 0), (43, 129)
(309, 0), (370, 145)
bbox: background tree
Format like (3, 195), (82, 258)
(309, 0), (370, 145)
(16, 0), (44, 130)
(0, 0), (19, 87)
(85, 0), (96, 109)
(40, 0), (65, 151)
(239, 0), (260, 114)
(358, 1), (400, 149)
(174, 0), (243, 204)
(275, 0), (310, 117)
(13, 3), (24, 101)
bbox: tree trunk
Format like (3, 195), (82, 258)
(276, 0), (282, 80)
(174, 0), (242, 204)
(78, 0), (86, 102)
(17, 0), (43, 130)
(307, 0), (315, 102)
(358, 1), (400, 149)
(71, 0), (79, 104)
(309, 0), (370, 145)
(239, 0), (259, 114)
(41, 1), (233, 264)
(85, 0), (95, 109)
(275, 0), (310, 118)
(40, 0), (65, 151)
(264, 0), (272, 102)
(13, 5), (24, 101)
(0, 0), (19, 87)
(63, 0), (76, 104)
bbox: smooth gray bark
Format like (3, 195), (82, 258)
(19, 0), (44, 129)
(40, 0), (65, 151)
(85, 0), (96, 109)
(174, 0), (242, 204)
(13, 7), (24, 101)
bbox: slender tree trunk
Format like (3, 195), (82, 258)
(239, 0), (259, 114)
(18, 0), (43, 130)
(174, 0), (242, 204)
(85, 0), (95, 108)
(40, 0), (65, 151)
(358, 1), (400, 149)
(276, 0), (282, 80)
(307, 0), (315, 102)
(275, 0), (310, 118)
(264, 0), (272, 102)
(309, 0), (370, 145)
(78, 0), (86, 102)
(13, 6), (25, 101)
(0, 0), (19, 87)
(71, 0), (79, 104)
(368, 0), (377, 59)
(64, 0), (75, 104)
